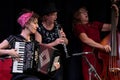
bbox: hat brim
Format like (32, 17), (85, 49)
(41, 9), (58, 16)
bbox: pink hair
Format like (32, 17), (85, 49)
(17, 12), (33, 28)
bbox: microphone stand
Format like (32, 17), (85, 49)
(82, 56), (102, 80)
(72, 52), (101, 80)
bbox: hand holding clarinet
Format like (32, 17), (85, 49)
(55, 21), (70, 58)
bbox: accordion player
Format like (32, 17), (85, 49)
(12, 41), (60, 76)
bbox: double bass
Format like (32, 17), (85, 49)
(98, 0), (120, 80)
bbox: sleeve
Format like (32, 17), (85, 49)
(73, 24), (85, 38)
(6, 35), (15, 47)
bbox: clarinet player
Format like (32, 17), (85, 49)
(35, 2), (68, 80)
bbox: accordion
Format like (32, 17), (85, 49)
(12, 41), (60, 75)
(37, 44), (60, 75)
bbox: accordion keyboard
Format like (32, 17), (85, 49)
(12, 42), (25, 73)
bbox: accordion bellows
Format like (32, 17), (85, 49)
(12, 42), (60, 76)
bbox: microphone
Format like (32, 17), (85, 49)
(72, 52), (93, 56)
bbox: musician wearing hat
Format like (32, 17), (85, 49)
(35, 2), (68, 80)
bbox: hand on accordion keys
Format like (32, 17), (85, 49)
(8, 49), (21, 61)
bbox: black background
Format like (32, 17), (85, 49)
(0, 0), (113, 42)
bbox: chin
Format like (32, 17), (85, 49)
(32, 30), (36, 34)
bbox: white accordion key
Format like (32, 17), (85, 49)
(12, 42), (25, 73)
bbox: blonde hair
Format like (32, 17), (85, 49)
(73, 6), (87, 25)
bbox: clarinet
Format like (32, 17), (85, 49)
(55, 21), (70, 58)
